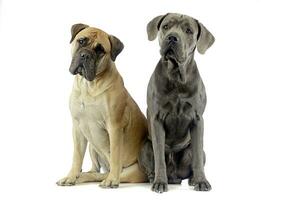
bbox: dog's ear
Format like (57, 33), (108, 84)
(108, 35), (124, 61)
(196, 21), (215, 54)
(147, 14), (168, 41)
(70, 23), (89, 43)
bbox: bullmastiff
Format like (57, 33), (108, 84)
(57, 24), (148, 188)
(139, 13), (215, 193)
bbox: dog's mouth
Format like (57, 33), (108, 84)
(72, 64), (95, 81)
(162, 42), (186, 65)
(73, 65), (83, 76)
(164, 49), (180, 69)
(165, 49), (175, 59)
(70, 54), (97, 81)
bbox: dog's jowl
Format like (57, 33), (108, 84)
(138, 13), (215, 193)
(57, 24), (148, 188)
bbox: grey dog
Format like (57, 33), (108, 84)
(138, 13), (215, 193)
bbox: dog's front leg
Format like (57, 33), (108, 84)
(57, 124), (87, 186)
(99, 126), (123, 188)
(189, 116), (211, 191)
(150, 118), (168, 193)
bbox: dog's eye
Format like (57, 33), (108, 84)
(163, 24), (169, 30)
(78, 38), (87, 45)
(186, 28), (193, 34)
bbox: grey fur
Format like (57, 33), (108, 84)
(139, 13), (214, 193)
(147, 14), (168, 41)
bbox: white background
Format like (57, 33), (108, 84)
(0, 0), (281, 199)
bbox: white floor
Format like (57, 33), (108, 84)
(1, 0), (281, 200)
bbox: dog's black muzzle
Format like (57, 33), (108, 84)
(162, 33), (182, 61)
(69, 49), (96, 81)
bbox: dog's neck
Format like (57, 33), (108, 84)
(155, 53), (200, 97)
(73, 62), (122, 97)
(162, 53), (196, 84)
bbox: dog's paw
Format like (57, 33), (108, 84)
(151, 181), (168, 193)
(99, 177), (119, 188)
(56, 176), (77, 186)
(188, 177), (211, 191)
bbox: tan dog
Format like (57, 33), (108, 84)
(56, 24), (148, 188)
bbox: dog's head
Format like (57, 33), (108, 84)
(147, 13), (215, 65)
(69, 23), (124, 81)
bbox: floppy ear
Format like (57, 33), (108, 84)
(147, 14), (168, 41)
(196, 21), (215, 54)
(70, 23), (89, 43)
(108, 35), (124, 61)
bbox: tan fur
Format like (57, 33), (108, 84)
(57, 27), (148, 187)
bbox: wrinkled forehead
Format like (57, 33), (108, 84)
(163, 14), (198, 30)
(75, 27), (111, 52)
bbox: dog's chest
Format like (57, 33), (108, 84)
(70, 92), (110, 155)
(70, 90), (107, 129)
(160, 97), (195, 145)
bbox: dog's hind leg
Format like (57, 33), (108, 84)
(176, 145), (193, 180)
(76, 172), (108, 183)
(88, 144), (100, 173)
(138, 139), (155, 183)
(166, 152), (182, 184)
(75, 146), (109, 184)
(75, 162), (147, 184)
(119, 162), (148, 183)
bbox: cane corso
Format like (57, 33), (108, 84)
(139, 13), (215, 193)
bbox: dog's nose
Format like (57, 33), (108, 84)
(168, 35), (178, 43)
(80, 52), (90, 60)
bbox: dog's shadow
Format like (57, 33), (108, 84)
(74, 181), (188, 191)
